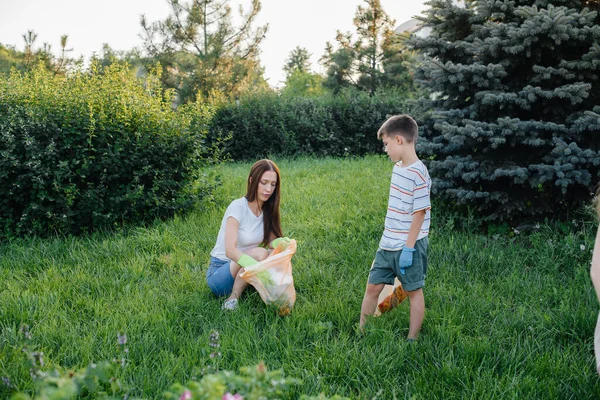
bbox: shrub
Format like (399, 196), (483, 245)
(0, 62), (215, 238)
(207, 88), (413, 160)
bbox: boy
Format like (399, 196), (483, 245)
(359, 114), (431, 340)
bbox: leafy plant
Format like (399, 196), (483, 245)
(7, 325), (129, 400)
(7, 327), (344, 400)
(0, 62), (217, 238)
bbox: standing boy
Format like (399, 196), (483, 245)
(359, 114), (431, 340)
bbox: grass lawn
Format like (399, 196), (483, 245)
(1, 155), (599, 399)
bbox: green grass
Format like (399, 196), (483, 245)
(1, 155), (600, 399)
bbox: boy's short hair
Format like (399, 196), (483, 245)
(377, 114), (419, 143)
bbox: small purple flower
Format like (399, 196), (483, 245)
(19, 324), (32, 340)
(33, 352), (44, 367)
(118, 333), (127, 346)
(208, 330), (222, 362)
(112, 357), (127, 367)
(2, 376), (11, 388)
(180, 390), (192, 400)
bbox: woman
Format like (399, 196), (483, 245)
(207, 159), (289, 310)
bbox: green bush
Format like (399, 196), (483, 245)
(208, 88), (413, 160)
(0, 62), (215, 238)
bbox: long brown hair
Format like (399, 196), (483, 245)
(245, 159), (283, 246)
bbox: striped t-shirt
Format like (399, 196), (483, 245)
(379, 160), (432, 251)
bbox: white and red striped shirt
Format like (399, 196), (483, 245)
(379, 160), (431, 251)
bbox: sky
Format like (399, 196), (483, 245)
(0, 0), (427, 87)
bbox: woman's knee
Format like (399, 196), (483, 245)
(246, 247), (269, 261)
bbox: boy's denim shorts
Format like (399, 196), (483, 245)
(206, 257), (234, 296)
(368, 237), (428, 292)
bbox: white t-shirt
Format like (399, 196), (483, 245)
(210, 197), (264, 260)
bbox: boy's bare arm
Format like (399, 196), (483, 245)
(405, 209), (426, 248)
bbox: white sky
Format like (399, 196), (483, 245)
(0, 0), (427, 87)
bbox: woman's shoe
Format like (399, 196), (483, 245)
(222, 298), (238, 311)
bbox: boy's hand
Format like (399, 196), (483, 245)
(271, 237), (291, 249)
(237, 254), (258, 268)
(399, 247), (416, 275)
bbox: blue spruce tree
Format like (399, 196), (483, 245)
(408, 0), (600, 221)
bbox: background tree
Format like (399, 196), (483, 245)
(320, 0), (414, 94)
(320, 35), (358, 93)
(0, 44), (26, 74)
(280, 70), (324, 97)
(380, 31), (415, 91)
(281, 46), (323, 96)
(353, 0), (395, 94)
(53, 35), (75, 75)
(22, 30), (42, 69)
(407, 0), (600, 222)
(140, 0), (270, 104)
(89, 44), (146, 77)
(283, 46), (312, 77)
(0, 30), (77, 75)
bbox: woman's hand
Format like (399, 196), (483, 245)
(270, 237), (291, 250)
(237, 254), (259, 268)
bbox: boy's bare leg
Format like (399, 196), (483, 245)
(407, 288), (425, 340)
(226, 247), (268, 302)
(360, 283), (385, 328)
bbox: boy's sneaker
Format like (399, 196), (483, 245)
(222, 298), (238, 311)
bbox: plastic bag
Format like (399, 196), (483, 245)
(375, 277), (408, 316)
(240, 239), (297, 316)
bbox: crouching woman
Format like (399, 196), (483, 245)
(207, 159), (288, 311)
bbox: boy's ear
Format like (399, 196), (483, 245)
(396, 135), (403, 145)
